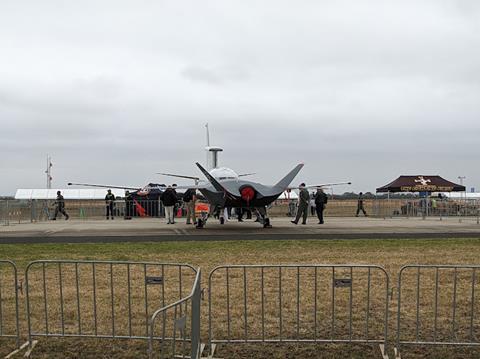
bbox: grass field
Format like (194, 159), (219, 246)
(1, 238), (480, 358)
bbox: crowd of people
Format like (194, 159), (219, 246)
(289, 183), (367, 225)
(51, 185), (369, 224)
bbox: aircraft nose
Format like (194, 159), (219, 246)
(240, 186), (255, 202)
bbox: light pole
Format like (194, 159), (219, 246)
(458, 176), (466, 219)
(45, 155), (53, 189)
(458, 176), (466, 198)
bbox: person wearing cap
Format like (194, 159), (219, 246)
(291, 183), (309, 225)
(105, 189), (116, 220)
(53, 190), (69, 220)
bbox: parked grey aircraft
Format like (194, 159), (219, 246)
(69, 158), (349, 228)
(69, 125), (350, 228)
(69, 160), (304, 228)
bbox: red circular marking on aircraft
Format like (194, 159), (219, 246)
(240, 187), (255, 202)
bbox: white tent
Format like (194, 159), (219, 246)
(441, 192), (480, 200)
(277, 190), (299, 200)
(15, 188), (126, 200)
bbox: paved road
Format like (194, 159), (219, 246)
(1, 232), (480, 244)
(1, 217), (479, 244)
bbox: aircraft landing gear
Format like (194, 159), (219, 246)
(263, 217), (272, 228)
(256, 206), (272, 228)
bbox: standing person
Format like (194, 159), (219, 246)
(161, 186), (177, 224)
(309, 192), (316, 216)
(124, 190), (133, 220)
(314, 188), (328, 224)
(53, 191), (69, 220)
(431, 196), (437, 215)
(356, 192), (368, 217)
(291, 183), (309, 225)
(105, 189), (116, 220)
(183, 188), (197, 225)
(171, 184), (179, 221)
(288, 199), (296, 217)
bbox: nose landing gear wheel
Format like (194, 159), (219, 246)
(196, 219), (204, 229)
(263, 218), (272, 228)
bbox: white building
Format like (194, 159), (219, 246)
(15, 188), (125, 200)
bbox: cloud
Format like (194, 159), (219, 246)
(0, 0), (479, 194)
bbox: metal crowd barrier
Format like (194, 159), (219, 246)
(208, 264), (390, 358)
(395, 265), (480, 358)
(148, 269), (202, 359)
(24, 260), (197, 355)
(0, 260), (20, 353)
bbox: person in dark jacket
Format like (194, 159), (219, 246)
(53, 191), (69, 220)
(356, 192), (368, 217)
(183, 188), (197, 225)
(314, 188), (328, 224)
(161, 186), (178, 224)
(105, 189), (116, 220)
(124, 190), (133, 220)
(291, 183), (309, 225)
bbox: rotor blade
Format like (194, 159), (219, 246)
(306, 182), (352, 188)
(285, 182), (352, 191)
(156, 173), (200, 181)
(238, 173), (256, 177)
(149, 184), (206, 190)
(67, 182), (140, 190)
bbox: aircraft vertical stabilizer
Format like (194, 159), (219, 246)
(274, 164), (304, 189)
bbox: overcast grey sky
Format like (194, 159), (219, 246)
(1, 0), (479, 195)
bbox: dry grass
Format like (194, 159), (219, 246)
(0, 238), (480, 358)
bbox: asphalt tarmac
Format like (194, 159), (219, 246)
(1, 217), (479, 244)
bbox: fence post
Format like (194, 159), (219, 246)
(190, 270), (201, 359)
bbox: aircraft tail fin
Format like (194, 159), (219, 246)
(195, 162), (225, 192)
(274, 164), (304, 189)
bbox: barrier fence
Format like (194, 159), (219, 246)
(0, 260), (20, 350)
(24, 260), (197, 354)
(208, 264), (390, 358)
(396, 265), (480, 358)
(4, 260), (480, 358)
(148, 269), (202, 359)
(0, 199), (165, 224)
(2, 198), (479, 224)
